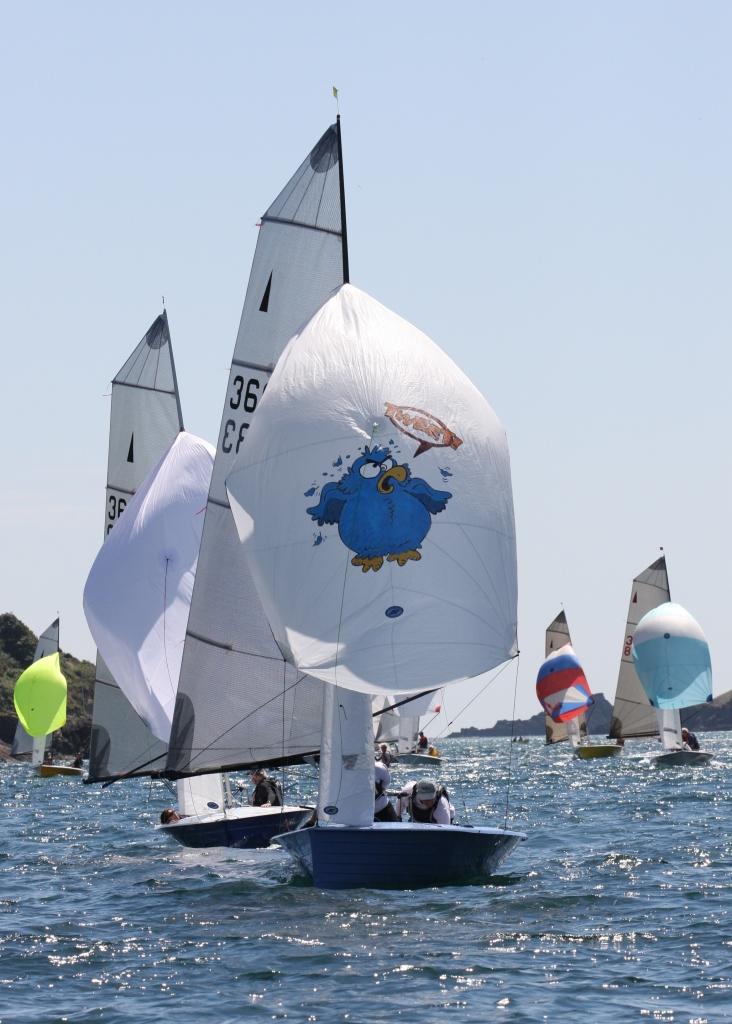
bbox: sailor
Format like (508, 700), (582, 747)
(377, 743), (393, 767)
(43, 751), (52, 765)
(250, 768), (283, 807)
(417, 731), (429, 751)
(160, 808), (183, 824)
(374, 761), (399, 821)
(398, 780), (453, 825)
(681, 727), (700, 751)
(72, 752), (84, 768)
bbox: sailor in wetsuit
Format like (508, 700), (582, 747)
(681, 727), (700, 751)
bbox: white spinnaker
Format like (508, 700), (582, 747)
(12, 618), (60, 763)
(84, 433), (214, 743)
(88, 312), (183, 782)
(609, 556), (669, 740)
(542, 611), (587, 745)
(165, 124), (345, 776)
(227, 283), (518, 696)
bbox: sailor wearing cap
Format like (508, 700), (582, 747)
(398, 779), (453, 825)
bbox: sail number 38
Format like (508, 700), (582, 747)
(222, 375), (263, 455)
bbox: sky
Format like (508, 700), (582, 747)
(1, 2), (730, 732)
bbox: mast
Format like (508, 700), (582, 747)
(336, 115), (350, 284)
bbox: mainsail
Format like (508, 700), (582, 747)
(609, 556), (669, 740)
(165, 123), (346, 776)
(542, 611), (588, 744)
(12, 618), (60, 762)
(87, 312), (184, 782)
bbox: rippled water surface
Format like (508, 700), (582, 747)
(2, 735), (731, 1023)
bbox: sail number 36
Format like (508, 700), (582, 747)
(222, 375), (262, 455)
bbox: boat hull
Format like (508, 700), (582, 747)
(393, 752), (442, 767)
(275, 821), (526, 889)
(36, 764), (84, 778)
(653, 750), (714, 768)
(574, 744), (623, 760)
(158, 805), (313, 849)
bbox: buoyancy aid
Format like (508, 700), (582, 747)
(408, 784), (449, 823)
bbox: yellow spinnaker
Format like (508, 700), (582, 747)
(13, 652), (67, 737)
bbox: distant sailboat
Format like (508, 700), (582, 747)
(227, 280), (526, 889)
(632, 603), (714, 767)
(13, 622), (81, 778)
(378, 691), (443, 766)
(608, 557), (670, 745)
(12, 618), (60, 767)
(541, 612), (587, 747)
(539, 612), (620, 759)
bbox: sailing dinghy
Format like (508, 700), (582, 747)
(608, 555), (710, 763)
(632, 603), (714, 767)
(157, 123), (355, 848)
(13, 624), (82, 777)
(538, 612), (620, 759)
(376, 691), (443, 766)
(83, 314), (247, 840)
(11, 619), (63, 770)
(227, 279), (526, 889)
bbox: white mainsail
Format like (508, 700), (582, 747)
(87, 312), (184, 781)
(84, 432), (214, 743)
(609, 556), (669, 740)
(165, 123), (346, 777)
(227, 284), (518, 696)
(12, 618), (60, 764)
(542, 612), (587, 745)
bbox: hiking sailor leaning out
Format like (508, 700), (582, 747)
(398, 780), (454, 824)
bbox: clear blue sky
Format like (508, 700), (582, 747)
(1, 2), (730, 729)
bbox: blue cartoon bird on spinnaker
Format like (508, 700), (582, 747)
(306, 445), (452, 572)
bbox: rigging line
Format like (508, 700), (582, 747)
(432, 659), (514, 739)
(503, 654), (520, 831)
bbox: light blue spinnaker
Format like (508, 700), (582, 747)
(632, 602), (712, 710)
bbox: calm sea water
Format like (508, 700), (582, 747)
(2, 735), (731, 1023)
